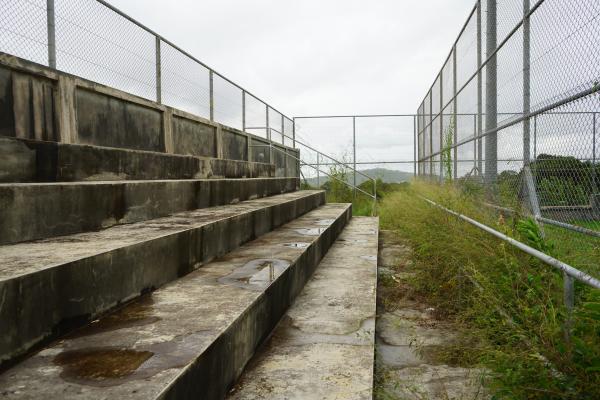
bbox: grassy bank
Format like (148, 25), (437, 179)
(378, 181), (600, 399)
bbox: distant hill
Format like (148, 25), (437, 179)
(304, 168), (413, 187)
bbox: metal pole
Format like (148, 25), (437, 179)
(155, 37), (161, 103)
(209, 70), (214, 122)
(47, 0), (56, 69)
(485, 0), (498, 187)
(593, 113), (597, 194)
(413, 115), (417, 177)
(476, 0), (483, 175)
(523, 0), (531, 166)
(317, 153), (320, 188)
(453, 46), (458, 180)
(534, 115), (537, 160)
(266, 105), (270, 141)
(281, 114), (285, 146)
(242, 90), (246, 132)
(353, 116), (357, 199)
(430, 91), (433, 177)
(563, 272), (575, 342)
(292, 117), (296, 148)
(439, 73), (444, 183)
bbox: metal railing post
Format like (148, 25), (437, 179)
(47, 0), (56, 69)
(485, 0), (498, 187)
(563, 272), (575, 342)
(155, 37), (161, 103)
(242, 90), (246, 132)
(353, 116), (357, 199)
(209, 70), (214, 122)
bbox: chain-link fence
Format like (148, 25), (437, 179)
(416, 0), (600, 277)
(293, 115), (416, 188)
(0, 0), (294, 145)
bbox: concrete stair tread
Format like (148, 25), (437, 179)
(0, 177), (299, 245)
(228, 217), (378, 399)
(0, 204), (352, 399)
(0, 190), (325, 366)
(0, 137), (281, 183)
(0, 190), (321, 281)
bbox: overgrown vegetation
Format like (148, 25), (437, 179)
(301, 159), (408, 216)
(378, 181), (600, 399)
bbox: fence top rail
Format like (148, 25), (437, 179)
(294, 114), (418, 119)
(94, 0), (292, 122)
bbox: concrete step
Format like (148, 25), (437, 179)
(0, 177), (299, 245)
(0, 190), (325, 367)
(228, 217), (379, 400)
(0, 136), (275, 182)
(0, 203), (352, 399)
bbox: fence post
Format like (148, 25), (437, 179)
(430, 90), (433, 177)
(593, 113), (597, 194)
(413, 115), (417, 177)
(353, 116), (357, 199)
(485, 0), (498, 187)
(47, 0), (56, 69)
(476, 0), (483, 175)
(242, 90), (246, 132)
(439, 72), (444, 183)
(155, 37), (161, 104)
(453, 46), (458, 180)
(563, 272), (575, 342)
(281, 114), (285, 145)
(292, 117), (296, 148)
(523, 0), (531, 166)
(317, 153), (320, 188)
(209, 71), (214, 122)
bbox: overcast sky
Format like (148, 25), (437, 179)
(102, 0), (475, 170)
(107, 0), (474, 116)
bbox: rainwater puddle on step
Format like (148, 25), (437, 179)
(282, 242), (310, 249)
(294, 228), (326, 236)
(218, 259), (290, 290)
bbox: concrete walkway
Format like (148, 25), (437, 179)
(375, 230), (488, 400)
(228, 217), (378, 400)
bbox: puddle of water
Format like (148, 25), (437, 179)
(55, 348), (153, 381)
(338, 238), (367, 244)
(315, 219), (335, 226)
(67, 296), (159, 338)
(219, 259), (290, 290)
(294, 228), (326, 236)
(283, 242), (310, 249)
(361, 255), (377, 261)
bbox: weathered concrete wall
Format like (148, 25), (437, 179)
(222, 128), (248, 161)
(171, 115), (216, 157)
(0, 53), (299, 177)
(76, 88), (164, 152)
(251, 137), (271, 164)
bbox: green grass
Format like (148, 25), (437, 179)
(378, 181), (600, 399)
